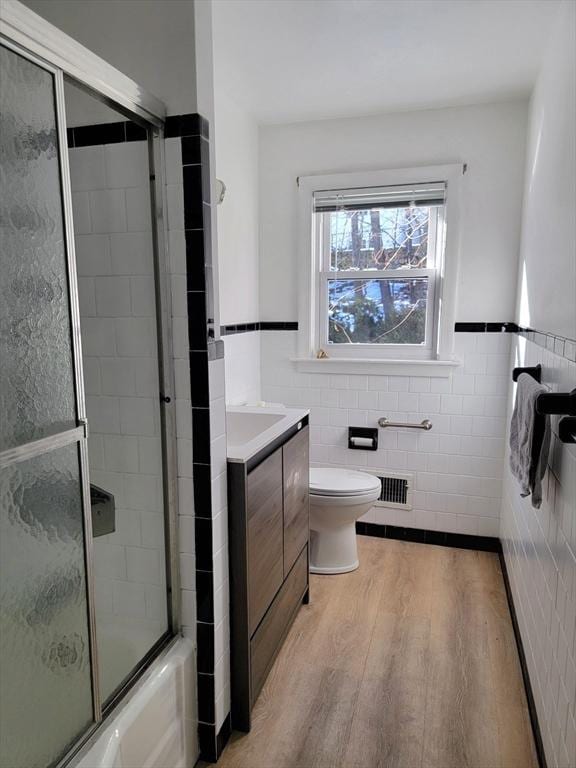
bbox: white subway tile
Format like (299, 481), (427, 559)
(409, 377), (431, 393)
(119, 397), (157, 436)
(102, 435), (139, 473)
(86, 395), (120, 434)
(95, 276), (132, 316)
(126, 186), (151, 231)
(78, 277), (96, 316)
(126, 546), (161, 584)
(115, 317), (156, 357)
(113, 580), (146, 618)
(388, 377), (409, 392)
(72, 191), (92, 234)
(110, 231), (154, 275)
(104, 142), (148, 189)
(75, 234), (111, 276)
(69, 145), (106, 191)
(131, 276), (155, 316)
(90, 189), (127, 233)
(81, 317), (116, 357)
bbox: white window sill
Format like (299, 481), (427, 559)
(291, 357), (461, 377)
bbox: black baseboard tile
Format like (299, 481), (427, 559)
(355, 521), (501, 553)
(498, 552), (548, 768)
(198, 673), (216, 724)
(216, 713), (232, 760)
(198, 722), (217, 763)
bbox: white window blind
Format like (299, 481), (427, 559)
(313, 181), (447, 213)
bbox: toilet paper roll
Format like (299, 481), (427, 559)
(350, 436), (374, 448)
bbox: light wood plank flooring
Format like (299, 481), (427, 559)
(215, 536), (537, 768)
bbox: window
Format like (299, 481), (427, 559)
(315, 182), (446, 358)
(296, 165), (461, 371)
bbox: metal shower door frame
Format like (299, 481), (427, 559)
(0, 3), (181, 764)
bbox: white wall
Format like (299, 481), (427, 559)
(23, 0), (196, 116)
(259, 101), (528, 322)
(515, 1), (576, 340)
(214, 94), (259, 327)
(213, 1), (262, 405)
(501, 4), (576, 766)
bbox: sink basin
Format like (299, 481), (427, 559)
(226, 406), (309, 463)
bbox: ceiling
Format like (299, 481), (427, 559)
(212, 0), (560, 124)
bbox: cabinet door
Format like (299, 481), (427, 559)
(247, 449), (284, 634)
(283, 427), (309, 574)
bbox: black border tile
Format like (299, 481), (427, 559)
(187, 290), (208, 350)
(125, 121), (147, 142)
(195, 517), (213, 571)
(192, 407), (211, 464)
(198, 673), (216, 723)
(183, 164), (203, 222)
(189, 350), (209, 407)
(193, 463), (212, 518)
(196, 569), (214, 623)
(220, 321), (300, 335)
(185, 229), (206, 291)
(197, 621), (215, 674)
(73, 121), (125, 147)
(181, 134), (202, 165)
(165, 113), (203, 138)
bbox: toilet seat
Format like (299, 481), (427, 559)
(310, 467), (381, 497)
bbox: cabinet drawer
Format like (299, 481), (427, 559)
(247, 449), (284, 634)
(283, 426), (310, 575)
(250, 545), (308, 704)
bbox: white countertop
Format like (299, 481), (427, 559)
(226, 405), (310, 463)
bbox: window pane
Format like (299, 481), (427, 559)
(328, 206), (438, 271)
(328, 277), (428, 345)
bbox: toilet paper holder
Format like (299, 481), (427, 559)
(348, 426), (378, 451)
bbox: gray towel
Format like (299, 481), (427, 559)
(509, 373), (551, 508)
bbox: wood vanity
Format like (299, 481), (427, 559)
(228, 414), (310, 731)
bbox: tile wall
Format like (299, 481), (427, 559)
(70, 140), (168, 701)
(222, 331), (261, 406)
(501, 336), (576, 768)
(165, 116), (231, 760)
(261, 329), (513, 537)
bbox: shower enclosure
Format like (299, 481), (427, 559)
(0, 8), (179, 768)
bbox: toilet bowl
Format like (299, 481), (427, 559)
(309, 468), (381, 574)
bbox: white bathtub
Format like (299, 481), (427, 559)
(72, 638), (197, 768)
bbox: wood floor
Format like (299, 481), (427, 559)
(215, 536), (537, 768)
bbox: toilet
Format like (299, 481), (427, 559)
(309, 468), (381, 574)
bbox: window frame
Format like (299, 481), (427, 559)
(296, 164), (463, 373)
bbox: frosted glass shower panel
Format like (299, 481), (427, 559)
(0, 445), (93, 768)
(0, 45), (77, 452)
(0, 45), (94, 768)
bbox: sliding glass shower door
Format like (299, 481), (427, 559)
(0, 44), (95, 768)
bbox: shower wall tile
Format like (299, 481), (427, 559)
(501, 337), (576, 768)
(70, 140), (169, 688)
(261, 330), (511, 537)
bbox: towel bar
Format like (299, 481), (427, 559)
(512, 365), (576, 442)
(512, 364), (541, 382)
(378, 417), (432, 431)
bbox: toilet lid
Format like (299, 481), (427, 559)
(310, 468), (381, 497)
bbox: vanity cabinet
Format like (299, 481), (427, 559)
(228, 418), (310, 732)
